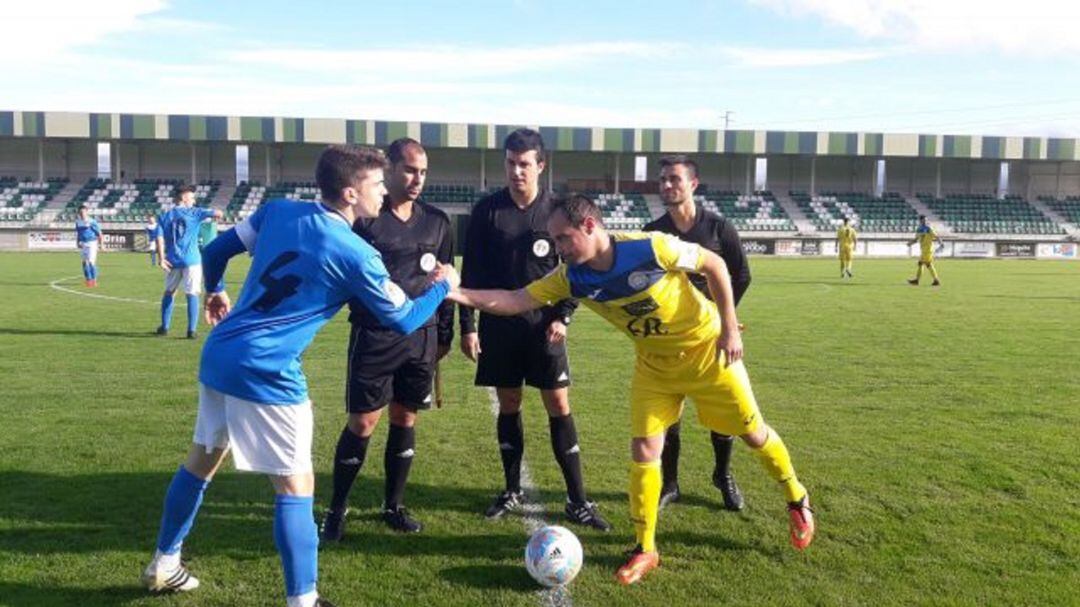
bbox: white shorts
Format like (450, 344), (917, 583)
(164, 264), (203, 296)
(79, 241), (98, 264)
(192, 384), (314, 476)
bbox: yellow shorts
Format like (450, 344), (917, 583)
(839, 248), (853, 262)
(630, 338), (762, 438)
(919, 255), (934, 264)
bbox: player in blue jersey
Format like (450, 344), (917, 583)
(155, 185), (222, 338)
(145, 215), (161, 266)
(140, 145), (459, 607)
(75, 205), (103, 287)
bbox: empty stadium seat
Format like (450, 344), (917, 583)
(697, 190), (796, 232)
(919, 194), (1063, 235)
(793, 191), (918, 233)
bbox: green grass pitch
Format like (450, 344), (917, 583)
(1, 251), (1077, 606)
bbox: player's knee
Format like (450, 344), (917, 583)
(740, 424), (769, 449)
(540, 389), (571, 417)
(630, 436), (663, 463)
(270, 472), (314, 496)
(347, 412), (381, 437)
(496, 388), (523, 412)
(388, 403), (417, 427)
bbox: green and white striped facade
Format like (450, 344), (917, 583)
(3, 110), (1079, 161)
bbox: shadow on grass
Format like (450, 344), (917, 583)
(0, 583), (147, 607)
(980, 294), (1079, 302)
(0, 327), (161, 339)
(439, 564), (536, 591)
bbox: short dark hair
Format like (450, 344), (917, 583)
(842, 217), (849, 224)
(919, 214), (927, 221)
(176, 184), (195, 198)
(504, 128), (546, 160)
(77, 204), (88, 211)
(659, 155), (698, 180)
(316, 145), (388, 202)
(387, 137), (425, 165)
(552, 193), (604, 228)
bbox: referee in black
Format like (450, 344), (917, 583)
(321, 138), (453, 537)
(460, 128), (609, 531)
(645, 154), (752, 512)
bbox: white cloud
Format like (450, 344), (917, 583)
(0, 0), (167, 61)
(226, 41), (671, 78)
(750, 0), (1080, 55)
(721, 45), (897, 68)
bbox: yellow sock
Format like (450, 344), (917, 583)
(628, 460), (661, 553)
(752, 430), (807, 503)
(929, 264), (939, 280)
(915, 264), (923, 280)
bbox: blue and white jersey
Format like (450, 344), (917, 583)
(75, 218), (101, 244)
(145, 222), (161, 242)
(199, 199), (449, 405)
(159, 206), (216, 268)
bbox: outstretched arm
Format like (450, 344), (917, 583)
(447, 288), (543, 317)
(698, 249), (743, 366)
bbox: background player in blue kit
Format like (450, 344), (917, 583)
(145, 214), (161, 267)
(140, 145), (459, 607)
(155, 185), (222, 338)
(75, 204), (102, 287)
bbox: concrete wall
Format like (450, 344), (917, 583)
(1014, 161), (1080, 198)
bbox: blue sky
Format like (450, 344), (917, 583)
(4, 0), (1080, 136)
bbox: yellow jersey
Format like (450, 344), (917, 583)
(915, 225), (936, 257)
(836, 225), (857, 248)
(526, 232), (720, 356)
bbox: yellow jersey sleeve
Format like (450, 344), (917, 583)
(525, 265), (572, 306)
(651, 233), (705, 273)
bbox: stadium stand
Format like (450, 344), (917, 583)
(56, 179), (219, 224)
(919, 194), (1063, 235)
(792, 191), (918, 233)
(419, 183), (479, 208)
(698, 190), (796, 232)
(593, 192), (650, 230)
(0, 177), (67, 225)
(1039, 196), (1080, 225)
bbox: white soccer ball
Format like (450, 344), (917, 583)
(524, 525), (583, 587)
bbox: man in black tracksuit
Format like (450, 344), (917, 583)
(460, 128), (609, 531)
(645, 155), (752, 512)
(322, 138), (453, 537)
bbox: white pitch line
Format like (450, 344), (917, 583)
(485, 387), (573, 607)
(48, 276), (158, 306)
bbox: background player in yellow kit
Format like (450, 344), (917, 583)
(446, 193), (815, 586)
(836, 217), (857, 278)
(908, 215), (942, 286)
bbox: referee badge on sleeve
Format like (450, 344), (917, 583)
(382, 279), (407, 308)
(419, 252), (437, 272)
(532, 238), (551, 257)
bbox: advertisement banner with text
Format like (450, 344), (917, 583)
(996, 242), (1036, 258)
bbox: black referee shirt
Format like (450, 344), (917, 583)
(460, 187), (577, 332)
(645, 206), (752, 306)
(348, 199), (454, 345)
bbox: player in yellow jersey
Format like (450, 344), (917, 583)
(445, 193), (814, 586)
(836, 217), (857, 278)
(908, 215), (942, 286)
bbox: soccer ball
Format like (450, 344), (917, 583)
(524, 525), (583, 587)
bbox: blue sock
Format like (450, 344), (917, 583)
(82, 263), (91, 280)
(155, 466), (209, 554)
(273, 495), (318, 599)
(90, 264), (98, 280)
(186, 294), (199, 333)
(161, 295), (175, 330)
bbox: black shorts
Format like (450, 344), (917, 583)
(475, 314), (571, 390)
(346, 324), (437, 414)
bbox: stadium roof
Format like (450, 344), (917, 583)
(2, 110), (1078, 161)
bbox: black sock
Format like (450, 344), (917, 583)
(329, 426), (370, 512)
(496, 412), (524, 493)
(549, 414), (586, 504)
(383, 423), (415, 510)
(711, 432), (736, 478)
(661, 422), (682, 489)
